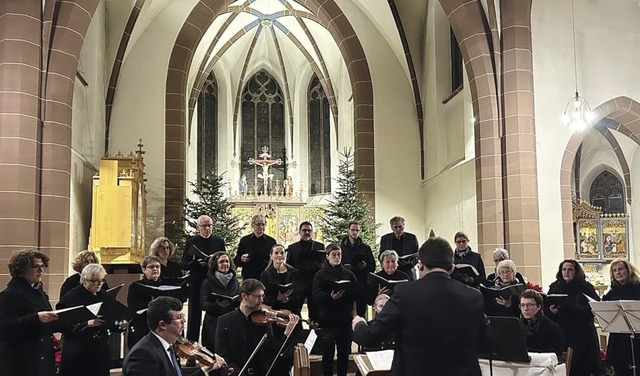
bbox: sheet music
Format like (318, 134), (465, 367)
(366, 349), (393, 370)
(87, 302), (102, 316)
(619, 300), (640, 333)
(304, 329), (317, 354)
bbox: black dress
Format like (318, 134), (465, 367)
(159, 260), (183, 280)
(603, 282), (640, 376)
(0, 277), (58, 376)
(56, 285), (110, 376)
(199, 270), (239, 352)
(260, 265), (303, 315)
(126, 278), (163, 349)
(547, 278), (603, 376)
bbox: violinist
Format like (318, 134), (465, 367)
(123, 296), (228, 376)
(0, 249), (60, 376)
(261, 244), (303, 316)
(312, 244), (357, 376)
(215, 279), (300, 376)
(200, 251), (239, 352)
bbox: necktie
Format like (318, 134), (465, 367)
(168, 346), (183, 376)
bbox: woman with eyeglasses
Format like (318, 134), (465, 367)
(483, 259), (523, 317)
(451, 231), (487, 286)
(149, 236), (183, 280)
(0, 249), (61, 376)
(60, 250), (109, 299)
(518, 289), (564, 357)
(200, 251), (239, 352)
(602, 259), (640, 376)
(56, 263), (112, 376)
(126, 255), (167, 349)
(547, 259), (602, 376)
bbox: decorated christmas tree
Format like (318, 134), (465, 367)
(171, 171), (242, 261)
(320, 148), (379, 247)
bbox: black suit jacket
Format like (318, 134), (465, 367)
(353, 271), (486, 376)
(123, 332), (205, 376)
(378, 232), (419, 258)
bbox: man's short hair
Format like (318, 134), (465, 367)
(389, 216), (405, 225)
(299, 221), (313, 230)
(418, 237), (454, 270)
(348, 221), (360, 229)
(251, 214), (266, 226)
(520, 289), (543, 306)
(239, 278), (265, 296)
(147, 296), (183, 330)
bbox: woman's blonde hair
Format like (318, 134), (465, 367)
(610, 259), (640, 286)
(72, 250), (98, 273)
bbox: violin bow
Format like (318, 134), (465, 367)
(237, 333), (268, 376)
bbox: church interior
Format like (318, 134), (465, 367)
(2, 0), (640, 302)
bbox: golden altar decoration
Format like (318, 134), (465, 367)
(89, 141), (146, 263)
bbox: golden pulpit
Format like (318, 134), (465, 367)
(89, 142), (146, 264)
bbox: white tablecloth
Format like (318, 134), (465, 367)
(479, 353), (566, 376)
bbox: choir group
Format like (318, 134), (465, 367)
(1, 213), (639, 376)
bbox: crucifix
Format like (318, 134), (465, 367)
(248, 146), (282, 195)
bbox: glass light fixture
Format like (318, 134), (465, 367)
(562, 0), (594, 132)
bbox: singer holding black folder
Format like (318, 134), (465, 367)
(181, 215), (226, 348)
(60, 250), (109, 299)
(200, 251), (239, 352)
(339, 221), (375, 317)
(313, 243), (357, 376)
(367, 250), (410, 304)
(234, 214), (277, 281)
(261, 244), (303, 316)
(0, 249), (61, 376)
(56, 263), (115, 376)
(127, 255), (167, 349)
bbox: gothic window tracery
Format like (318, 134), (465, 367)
(197, 73), (218, 177)
(240, 70), (285, 194)
(308, 76), (331, 195)
(589, 171), (625, 213)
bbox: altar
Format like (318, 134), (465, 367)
(228, 146), (327, 245)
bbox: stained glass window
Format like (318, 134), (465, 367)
(589, 171), (625, 213)
(197, 73), (217, 177)
(308, 76), (331, 195)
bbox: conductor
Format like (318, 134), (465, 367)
(352, 236), (486, 376)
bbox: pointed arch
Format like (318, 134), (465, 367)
(308, 75), (331, 195)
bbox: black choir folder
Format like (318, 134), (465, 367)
(265, 280), (306, 295)
(367, 273), (409, 291)
(160, 273), (189, 286)
(187, 245), (211, 260)
(105, 283), (124, 299)
(208, 292), (240, 304)
(129, 282), (188, 302)
(455, 263), (480, 277)
(479, 283), (526, 300)
(54, 300), (133, 327)
(319, 278), (353, 292)
(543, 293), (571, 308)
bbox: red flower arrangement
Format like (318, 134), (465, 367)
(525, 281), (543, 292)
(52, 336), (61, 364)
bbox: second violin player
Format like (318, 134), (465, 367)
(215, 279), (300, 376)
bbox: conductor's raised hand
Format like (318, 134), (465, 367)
(331, 289), (345, 300)
(284, 314), (300, 337)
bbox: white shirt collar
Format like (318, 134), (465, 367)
(151, 331), (172, 353)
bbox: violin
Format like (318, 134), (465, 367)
(250, 305), (308, 327)
(175, 336), (233, 375)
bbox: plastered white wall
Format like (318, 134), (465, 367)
(533, 0), (640, 287)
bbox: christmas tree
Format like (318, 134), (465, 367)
(320, 148), (379, 247)
(171, 171), (242, 261)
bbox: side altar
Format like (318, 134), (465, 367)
(228, 146), (326, 245)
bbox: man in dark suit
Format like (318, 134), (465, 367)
(181, 215), (226, 346)
(378, 216), (419, 280)
(286, 221), (325, 323)
(352, 236), (487, 376)
(122, 296), (227, 376)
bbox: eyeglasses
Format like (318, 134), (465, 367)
(88, 279), (107, 285)
(31, 264), (47, 272)
(171, 314), (186, 322)
(498, 270), (514, 275)
(519, 303), (537, 309)
(455, 240), (468, 244)
(145, 264), (161, 269)
(249, 293), (265, 299)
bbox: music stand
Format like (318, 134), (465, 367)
(479, 316), (531, 376)
(590, 300), (640, 376)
